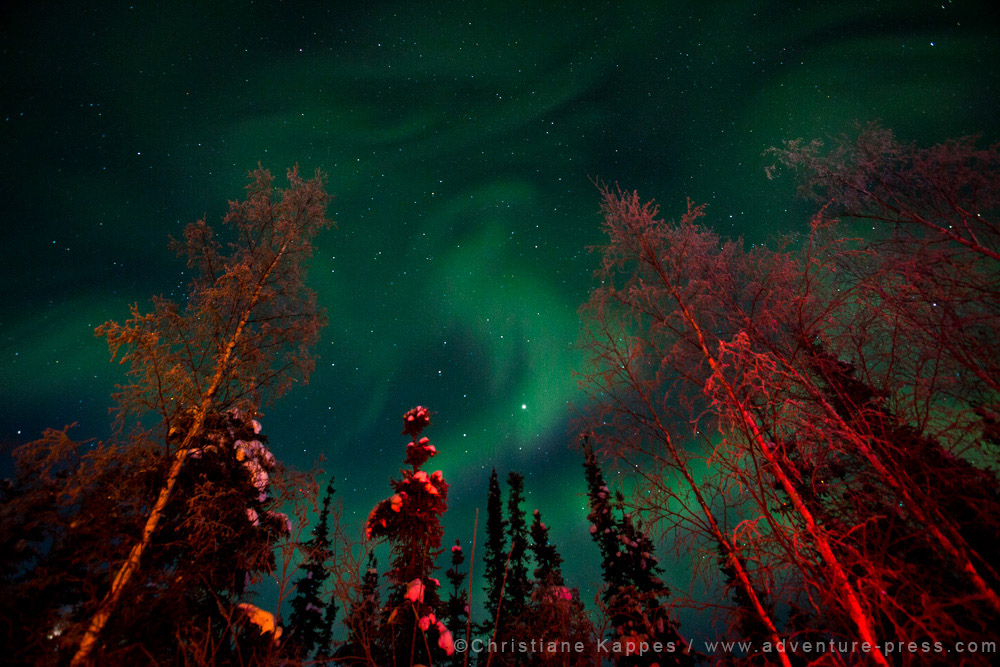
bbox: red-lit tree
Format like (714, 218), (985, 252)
(69, 165), (334, 667)
(365, 406), (455, 665)
(1, 407), (317, 667)
(761, 125), (1000, 652)
(581, 160), (1000, 664)
(767, 121), (1000, 262)
(578, 203), (795, 667)
(582, 186), (892, 665)
(767, 124), (1000, 455)
(0, 167), (333, 667)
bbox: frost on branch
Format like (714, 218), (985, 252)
(405, 578), (426, 603)
(175, 408), (291, 540)
(363, 405), (454, 661)
(236, 602), (283, 646)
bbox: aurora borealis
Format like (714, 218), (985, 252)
(2, 1), (999, 624)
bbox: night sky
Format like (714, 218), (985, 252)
(2, 0), (999, 628)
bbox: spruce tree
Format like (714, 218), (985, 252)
(288, 477), (338, 658)
(336, 553), (384, 666)
(444, 540), (469, 666)
(614, 505), (693, 666)
(582, 438), (693, 666)
(528, 509), (563, 588)
(1, 167), (333, 667)
(3, 409), (304, 666)
(364, 406), (455, 663)
(503, 472), (531, 624)
(583, 437), (628, 592)
(481, 468), (508, 634)
(521, 508), (595, 667)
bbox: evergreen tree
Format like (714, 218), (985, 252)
(364, 406), (455, 664)
(336, 553), (384, 666)
(288, 478), (338, 658)
(444, 540), (469, 666)
(582, 437), (628, 592)
(503, 472), (531, 624)
(481, 468), (508, 635)
(528, 509), (563, 588)
(520, 509), (595, 667)
(582, 439), (693, 667)
(2, 410), (304, 667)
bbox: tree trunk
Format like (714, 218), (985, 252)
(70, 245), (286, 667)
(643, 240), (891, 667)
(785, 360), (1000, 615)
